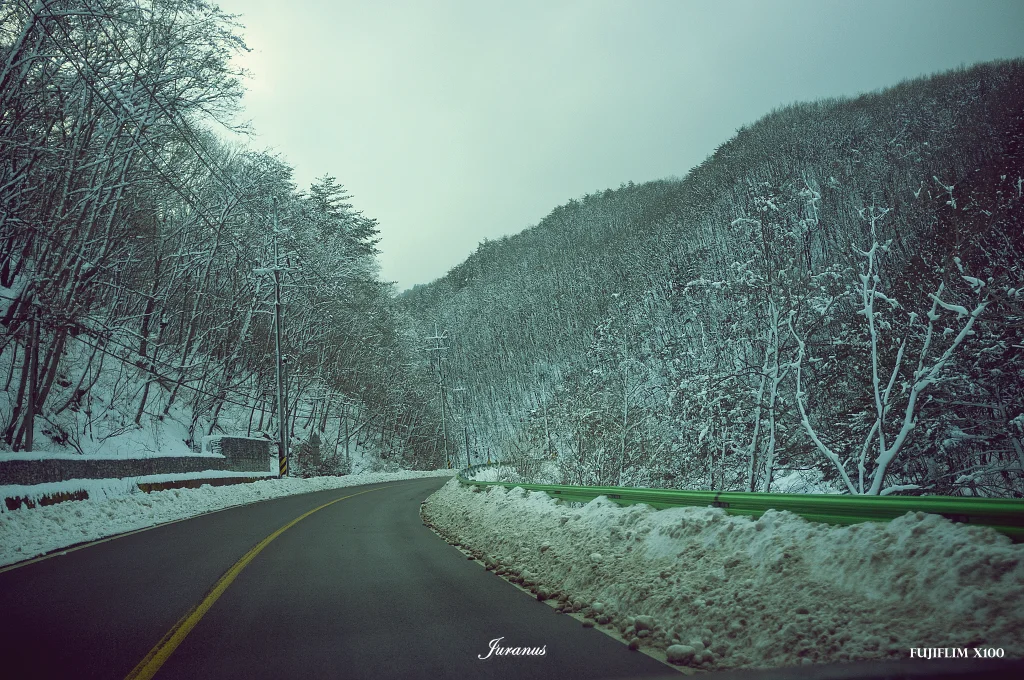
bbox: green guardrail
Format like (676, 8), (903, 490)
(457, 463), (1024, 542)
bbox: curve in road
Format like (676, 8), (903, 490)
(0, 476), (674, 679)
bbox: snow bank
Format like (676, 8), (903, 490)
(422, 479), (1024, 671)
(468, 460), (561, 485)
(769, 468), (842, 494)
(1, 469), (453, 568)
(470, 465), (526, 483)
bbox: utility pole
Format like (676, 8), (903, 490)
(254, 201), (291, 477)
(424, 324), (449, 468)
(273, 230), (288, 477)
(24, 302), (38, 452)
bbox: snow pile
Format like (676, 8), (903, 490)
(1, 469), (453, 567)
(468, 460), (561, 485)
(470, 465), (526, 483)
(422, 479), (1024, 670)
(769, 468), (842, 494)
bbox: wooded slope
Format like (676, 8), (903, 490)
(402, 61), (1024, 496)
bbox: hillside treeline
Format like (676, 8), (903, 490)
(402, 61), (1024, 496)
(0, 0), (444, 471)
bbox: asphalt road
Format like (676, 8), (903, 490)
(0, 477), (673, 679)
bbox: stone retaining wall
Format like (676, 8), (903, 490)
(0, 436), (274, 486)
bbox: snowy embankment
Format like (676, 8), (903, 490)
(1, 469), (453, 568)
(469, 460), (561, 485)
(470, 464), (551, 485)
(422, 479), (1024, 671)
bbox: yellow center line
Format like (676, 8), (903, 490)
(125, 485), (391, 680)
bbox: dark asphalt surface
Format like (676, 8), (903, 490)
(0, 477), (673, 679)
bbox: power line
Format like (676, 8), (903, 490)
(2, 292), (317, 420)
(24, 1), (268, 269)
(61, 325), (326, 422)
(4, 223), (263, 315)
(3, 282), (397, 415)
(32, 2), (376, 334)
(2, 5), (426, 454)
(3, 291), (400, 431)
(11, 1), (381, 328)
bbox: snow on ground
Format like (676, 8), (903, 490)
(422, 479), (1024, 671)
(470, 465), (529, 483)
(769, 468), (842, 494)
(0, 469), (453, 568)
(468, 462), (837, 494)
(468, 460), (561, 485)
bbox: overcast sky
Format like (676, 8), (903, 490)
(214, 0), (1024, 291)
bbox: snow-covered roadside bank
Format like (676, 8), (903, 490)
(469, 461), (561, 485)
(1, 470), (454, 568)
(422, 479), (1024, 671)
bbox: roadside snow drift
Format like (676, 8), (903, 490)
(422, 479), (1024, 671)
(1, 470), (453, 568)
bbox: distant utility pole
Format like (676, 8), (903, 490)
(254, 202), (291, 477)
(424, 324), (449, 468)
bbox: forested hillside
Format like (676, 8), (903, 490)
(402, 61), (1024, 496)
(0, 0), (444, 471)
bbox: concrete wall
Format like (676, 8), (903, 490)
(203, 435), (273, 474)
(0, 437), (274, 487)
